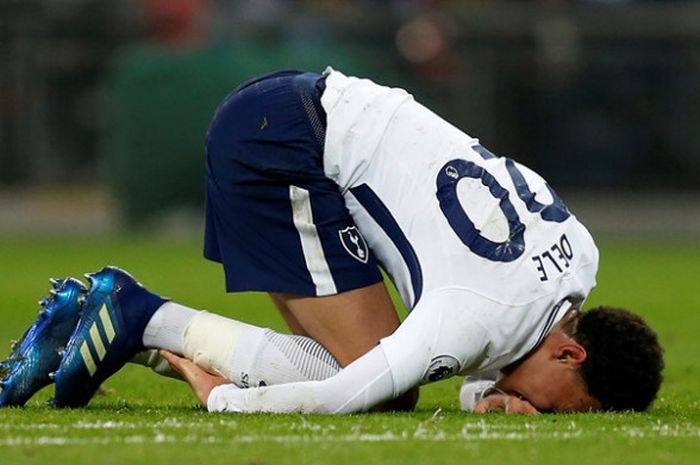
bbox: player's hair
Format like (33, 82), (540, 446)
(567, 306), (664, 412)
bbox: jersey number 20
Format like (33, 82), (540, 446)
(435, 144), (570, 263)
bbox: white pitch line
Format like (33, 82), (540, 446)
(0, 432), (576, 447)
(0, 418), (239, 431)
(2, 419), (700, 448)
(2, 427), (700, 448)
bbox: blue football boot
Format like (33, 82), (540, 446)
(0, 278), (87, 407)
(53, 266), (167, 408)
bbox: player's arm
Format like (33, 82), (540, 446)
(162, 342), (396, 413)
(162, 302), (433, 413)
(165, 290), (493, 414)
(163, 348), (539, 414)
(204, 300), (437, 413)
(164, 339), (405, 413)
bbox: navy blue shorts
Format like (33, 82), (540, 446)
(203, 71), (383, 296)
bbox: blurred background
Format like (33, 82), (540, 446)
(1, 0), (699, 236)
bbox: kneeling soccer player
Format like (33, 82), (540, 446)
(0, 68), (663, 414)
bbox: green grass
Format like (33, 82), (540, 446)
(1, 233), (699, 464)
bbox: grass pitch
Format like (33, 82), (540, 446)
(0, 233), (699, 464)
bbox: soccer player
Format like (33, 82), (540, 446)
(0, 69), (663, 414)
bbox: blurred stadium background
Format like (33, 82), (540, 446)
(1, 0), (699, 235)
(2, 4), (700, 462)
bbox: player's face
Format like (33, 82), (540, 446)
(495, 338), (602, 413)
(496, 367), (601, 413)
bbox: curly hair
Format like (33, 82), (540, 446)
(568, 306), (664, 412)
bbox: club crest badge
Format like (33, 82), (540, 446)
(338, 226), (369, 264)
(421, 355), (461, 384)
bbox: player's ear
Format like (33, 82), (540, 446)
(555, 341), (587, 366)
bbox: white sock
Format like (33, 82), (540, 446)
(183, 311), (341, 387)
(142, 302), (198, 353)
(138, 302), (341, 387)
(226, 327), (341, 387)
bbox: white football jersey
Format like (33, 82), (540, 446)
(321, 68), (599, 391)
(206, 69), (600, 413)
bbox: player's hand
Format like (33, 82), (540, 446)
(473, 393), (540, 415)
(160, 349), (232, 408)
